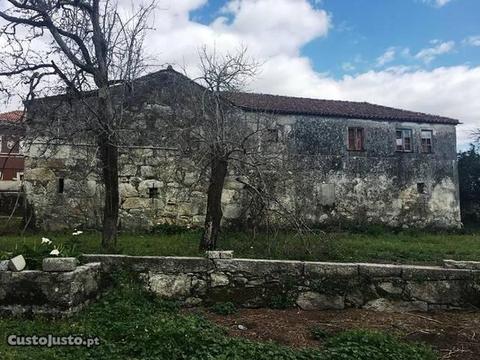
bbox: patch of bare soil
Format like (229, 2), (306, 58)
(186, 308), (480, 360)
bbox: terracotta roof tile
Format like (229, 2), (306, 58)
(225, 92), (459, 125)
(0, 111), (24, 122)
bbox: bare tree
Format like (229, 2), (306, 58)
(166, 47), (263, 250)
(168, 48), (330, 251)
(0, 0), (155, 249)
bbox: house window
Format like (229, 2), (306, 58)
(417, 182), (426, 194)
(148, 185), (158, 199)
(58, 178), (65, 194)
(421, 130), (433, 153)
(348, 127), (364, 151)
(396, 129), (412, 152)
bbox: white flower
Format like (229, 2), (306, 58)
(72, 230), (83, 236)
(41, 237), (52, 245)
(49, 249), (60, 256)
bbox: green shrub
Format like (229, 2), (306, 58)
(324, 330), (437, 360)
(210, 301), (237, 315)
(310, 325), (330, 340)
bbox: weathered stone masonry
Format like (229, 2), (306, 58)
(82, 255), (480, 312)
(0, 263), (103, 316)
(23, 69), (461, 230)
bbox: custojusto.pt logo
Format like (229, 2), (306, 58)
(7, 334), (100, 348)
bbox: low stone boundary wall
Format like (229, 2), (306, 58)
(81, 255), (480, 312)
(0, 263), (103, 316)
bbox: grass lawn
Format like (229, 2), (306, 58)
(0, 274), (437, 360)
(0, 225), (479, 264)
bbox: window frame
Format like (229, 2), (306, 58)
(395, 128), (413, 152)
(347, 127), (365, 152)
(420, 129), (433, 154)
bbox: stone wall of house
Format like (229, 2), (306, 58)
(82, 255), (480, 312)
(22, 114), (461, 231)
(0, 263), (103, 316)
(22, 68), (461, 230)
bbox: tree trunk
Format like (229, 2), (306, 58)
(97, 87), (119, 250)
(200, 156), (228, 250)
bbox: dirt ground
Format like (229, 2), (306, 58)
(187, 308), (480, 360)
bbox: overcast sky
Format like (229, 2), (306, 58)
(1, 0), (480, 148)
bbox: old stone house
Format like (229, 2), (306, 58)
(23, 68), (461, 231)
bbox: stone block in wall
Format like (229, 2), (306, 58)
(214, 259), (303, 278)
(192, 215), (206, 224)
(148, 274), (192, 299)
(136, 148), (154, 159)
(221, 189), (236, 205)
(86, 180), (100, 196)
(24, 168), (56, 182)
(46, 158), (66, 169)
(42, 257), (78, 272)
(120, 210), (154, 230)
(119, 183), (138, 198)
(145, 156), (164, 167)
(222, 204), (242, 219)
(81, 255), (212, 274)
(358, 263), (403, 278)
(296, 291), (344, 310)
(183, 172), (198, 186)
(304, 262), (358, 277)
(122, 197), (153, 210)
(140, 166), (155, 179)
(177, 202), (202, 216)
(224, 177), (245, 190)
(147, 104), (173, 116)
(405, 280), (465, 305)
(210, 273), (230, 287)
(375, 281), (404, 296)
(119, 164), (137, 177)
(0, 263), (102, 316)
(206, 251), (234, 259)
(401, 266), (473, 281)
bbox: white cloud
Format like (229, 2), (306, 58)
(414, 41), (455, 64)
(421, 0), (453, 7)
(2, 0), (477, 149)
(463, 35), (480, 47)
(376, 47), (396, 67)
(342, 62), (355, 72)
(147, 0), (330, 68)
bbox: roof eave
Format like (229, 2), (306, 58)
(237, 106), (460, 125)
